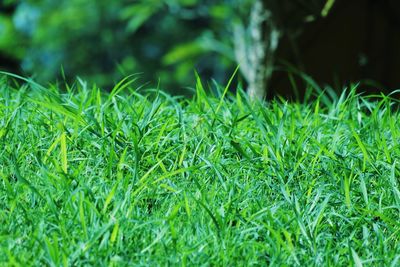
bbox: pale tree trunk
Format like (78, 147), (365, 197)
(234, 0), (279, 100)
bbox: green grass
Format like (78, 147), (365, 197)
(0, 74), (399, 266)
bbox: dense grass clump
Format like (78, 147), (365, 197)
(0, 75), (399, 266)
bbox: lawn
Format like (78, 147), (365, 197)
(0, 74), (399, 266)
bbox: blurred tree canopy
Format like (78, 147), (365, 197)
(1, 0), (399, 98)
(0, 0), (243, 93)
(0, 0), (335, 93)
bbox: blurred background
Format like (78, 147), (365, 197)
(1, 0), (400, 98)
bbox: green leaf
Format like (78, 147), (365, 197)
(321, 0), (335, 17)
(162, 42), (205, 65)
(351, 248), (363, 267)
(121, 4), (162, 33)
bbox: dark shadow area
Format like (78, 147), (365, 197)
(269, 0), (400, 98)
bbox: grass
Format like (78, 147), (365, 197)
(0, 74), (399, 266)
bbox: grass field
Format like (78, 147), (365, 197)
(0, 74), (399, 266)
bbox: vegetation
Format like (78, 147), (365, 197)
(1, 74), (399, 265)
(1, 0), (337, 96)
(0, 0), (242, 90)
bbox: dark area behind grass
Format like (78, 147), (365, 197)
(0, 74), (399, 266)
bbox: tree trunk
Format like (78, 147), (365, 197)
(233, 0), (279, 100)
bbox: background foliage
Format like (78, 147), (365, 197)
(2, 0), (398, 97)
(1, 0), (243, 92)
